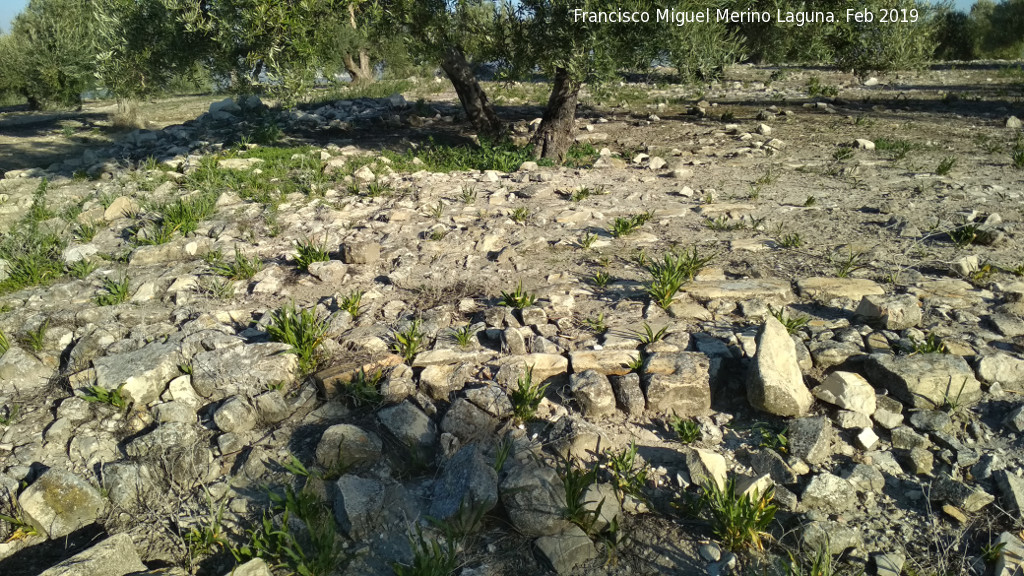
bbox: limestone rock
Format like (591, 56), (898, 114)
(316, 424), (382, 470)
(37, 533), (146, 576)
(333, 475), (384, 537)
(92, 341), (181, 405)
(428, 445), (498, 521)
(569, 370), (616, 417)
(20, 469), (108, 538)
(812, 371), (877, 415)
(864, 353), (982, 410)
(747, 318), (813, 417)
(500, 464), (570, 537)
(855, 294), (922, 330)
(801, 473), (856, 513)
(535, 525), (598, 574)
(190, 343), (298, 400)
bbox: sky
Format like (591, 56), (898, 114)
(0, 0), (982, 34)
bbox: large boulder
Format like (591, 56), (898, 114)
(20, 469), (108, 539)
(500, 464), (570, 537)
(428, 445), (498, 521)
(747, 318), (813, 417)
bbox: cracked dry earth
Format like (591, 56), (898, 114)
(1, 64), (1024, 576)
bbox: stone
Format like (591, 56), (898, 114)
(873, 395), (904, 429)
(224, 559), (272, 576)
(903, 447), (934, 475)
(20, 469), (108, 538)
(502, 327), (527, 355)
(797, 277), (884, 302)
(908, 410), (951, 432)
(976, 353), (1024, 389)
(931, 474), (994, 512)
(994, 532), (1024, 576)
(844, 463), (885, 493)
(37, 533), (147, 576)
(307, 260), (347, 283)
(190, 343), (298, 400)
(989, 313), (1024, 338)
(1008, 405), (1024, 433)
(441, 398), (499, 442)
(152, 401), (195, 424)
(254, 390), (290, 423)
(428, 445), (498, 520)
(500, 464), (570, 537)
(569, 370), (616, 417)
(213, 396), (256, 433)
(216, 158), (264, 170)
(643, 371), (711, 417)
(801, 473), (856, 513)
(834, 410), (872, 430)
(377, 401), (437, 460)
(569, 350), (640, 376)
(747, 449), (798, 485)
(581, 483), (620, 532)
(683, 448), (728, 490)
(316, 424), (382, 470)
(92, 341), (181, 405)
(788, 416), (832, 465)
(683, 278), (794, 302)
(812, 371), (876, 415)
(873, 552), (905, 576)
(802, 520), (863, 554)
(340, 241), (380, 264)
(892, 426), (931, 450)
(853, 138), (875, 150)
(103, 196), (139, 220)
(0, 345), (53, 393)
(864, 353), (982, 410)
(333, 475), (384, 537)
(535, 526), (597, 574)
(1007, 116), (1023, 129)
(124, 422), (212, 485)
(747, 318), (813, 417)
(855, 294), (922, 330)
(610, 373), (646, 415)
(209, 98), (241, 114)
(855, 428), (879, 450)
(995, 471), (1024, 515)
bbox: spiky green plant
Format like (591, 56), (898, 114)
(96, 276), (130, 306)
(293, 238), (331, 272)
(700, 477), (777, 552)
(266, 302), (329, 373)
(510, 366), (549, 423)
(392, 319), (424, 364)
(499, 281), (537, 309)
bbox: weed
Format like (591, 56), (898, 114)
(912, 333), (947, 355)
(589, 271), (611, 289)
(936, 156), (957, 176)
(558, 457), (603, 535)
(453, 325), (475, 348)
(494, 435), (514, 472)
(949, 224), (979, 247)
(392, 525), (459, 576)
(510, 366), (550, 423)
(806, 77), (838, 98)
(511, 207), (530, 223)
(266, 301), (329, 373)
(571, 185), (606, 202)
(604, 441), (648, 503)
(635, 323), (668, 345)
(610, 211), (653, 238)
(670, 412), (701, 444)
(67, 258), (97, 279)
(832, 147), (854, 162)
(81, 383), (129, 410)
(211, 246), (263, 280)
(626, 354), (645, 374)
(1012, 136), (1024, 169)
(700, 477), (776, 552)
(0, 404), (20, 426)
(831, 248), (868, 278)
(96, 276), (130, 306)
(705, 216), (745, 231)
(184, 500), (229, 558)
(565, 142), (600, 168)
(0, 506), (40, 541)
(460, 185), (477, 204)
(200, 277), (235, 300)
(392, 319), (424, 364)
(428, 228), (447, 241)
(754, 423), (789, 454)
(20, 321), (47, 352)
(875, 138), (921, 161)
(646, 247), (714, 308)
(345, 369), (383, 408)
(579, 232), (599, 249)
(366, 179), (392, 197)
(293, 238), (331, 272)
(162, 192), (218, 236)
(768, 305), (810, 335)
(981, 541), (1007, 564)
(779, 233), (803, 249)
(583, 313), (607, 335)
(74, 222), (98, 242)
(803, 195), (817, 207)
(338, 290), (363, 317)
(429, 201), (445, 220)
(499, 281), (537, 309)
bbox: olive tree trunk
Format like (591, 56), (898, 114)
(531, 67), (580, 162)
(344, 50), (374, 83)
(438, 44), (503, 136)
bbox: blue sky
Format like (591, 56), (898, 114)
(0, 0), (981, 34)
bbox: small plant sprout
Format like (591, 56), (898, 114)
(588, 271), (611, 289)
(510, 366), (550, 423)
(665, 411), (700, 444)
(949, 223), (979, 248)
(96, 276), (130, 306)
(392, 525), (459, 576)
(460, 185), (477, 204)
(778, 233), (803, 249)
(345, 369), (383, 408)
(266, 301), (330, 374)
(392, 319), (424, 364)
(211, 245), (264, 280)
(558, 457), (603, 535)
(768, 305), (810, 335)
(604, 441), (648, 503)
(831, 247), (868, 278)
(646, 247), (715, 309)
(499, 281), (537, 309)
(67, 258), (97, 279)
(579, 232), (599, 249)
(0, 505), (39, 541)
(634, 322), (668, 345)
(609, 211), (653, 238)
(583, 313), (607, 335)
(803, 195), (817, 207)
(0, 404), (21, 426)
(0, 329), (8, 357)
(82, 383), (129, 410)
(453, 325), (475, 348)
(338, 290), (363, 317)
(913, 333), (947, 355)
(21, 321), (48, 352)
(429, 201), (445, 219)
(626, 354), (644, 374)
(754, 423), (789, 454)
(293, 238), (331, 272)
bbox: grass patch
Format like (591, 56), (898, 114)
(768, 305), (810, 335)
(391, 319), (424, 365)
(699, 477), (776, 552)
(604, 441), (648, 503)
(499, 281), (537, 309)
(210, 246), (264, 280)
(670, 412), (701, 444)
(96, 276), (130, 306)
(510, 366), (549, 423)
(646, 247), (714, 309)
(610, 211), (654, 238)
(81, 383), (129, 410)
(293, 238), (331, 272)
(935, 156), (957, 176)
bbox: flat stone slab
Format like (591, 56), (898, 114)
(797, 277), (885, 302)
(682, 278), (793, 303)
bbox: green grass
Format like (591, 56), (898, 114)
(293, 238), (331, 272)
(579, 232), (598, 249)
(699, 476), (776, 552)
(806, 76), (839, 98)
(392, 526), (459, 576)
(705, 216), (745, 231)
(510, 366), (549, 423)
(831, 248), (868, 278)
(344, 369), (383, 408)
(778, 233), (803, 249)
(338, 290), (363, 317)
(453, 325), (475, 348)
(670, 412), (701, 444)
(0, 330), (9, 357)
(583, 313), (607, 335)
(558, 457), (603, 535)
(588, 271), (611, 289)
(20, 321), (47, 353)
(499, 281), (537, 309)
(610, 211), (654, 238)
(1013, 135), (1024, 169)
(935, 156), (957, 176)
(392, 319), (424, 364)
(511, 207), (530, 223)
(949, 224), (979, 248)
(210, 246), (264, 280)
(266, 302), (329, 374)
(0, 404), (20, 426)
(571, 185), (606, 202)
(635, 323), (668, 345)
(874, 138), (923, 161)
(912, 333), (947, 355)
(74, 222), (98, 242)
(96, 276), (131, 306)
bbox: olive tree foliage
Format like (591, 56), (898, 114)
(666, 0), (747, 82)
(93, 0), (211, 99)
(498, 0), (661, 160)
(829, 0), (939, 75)
(0, 0), (98, 109)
